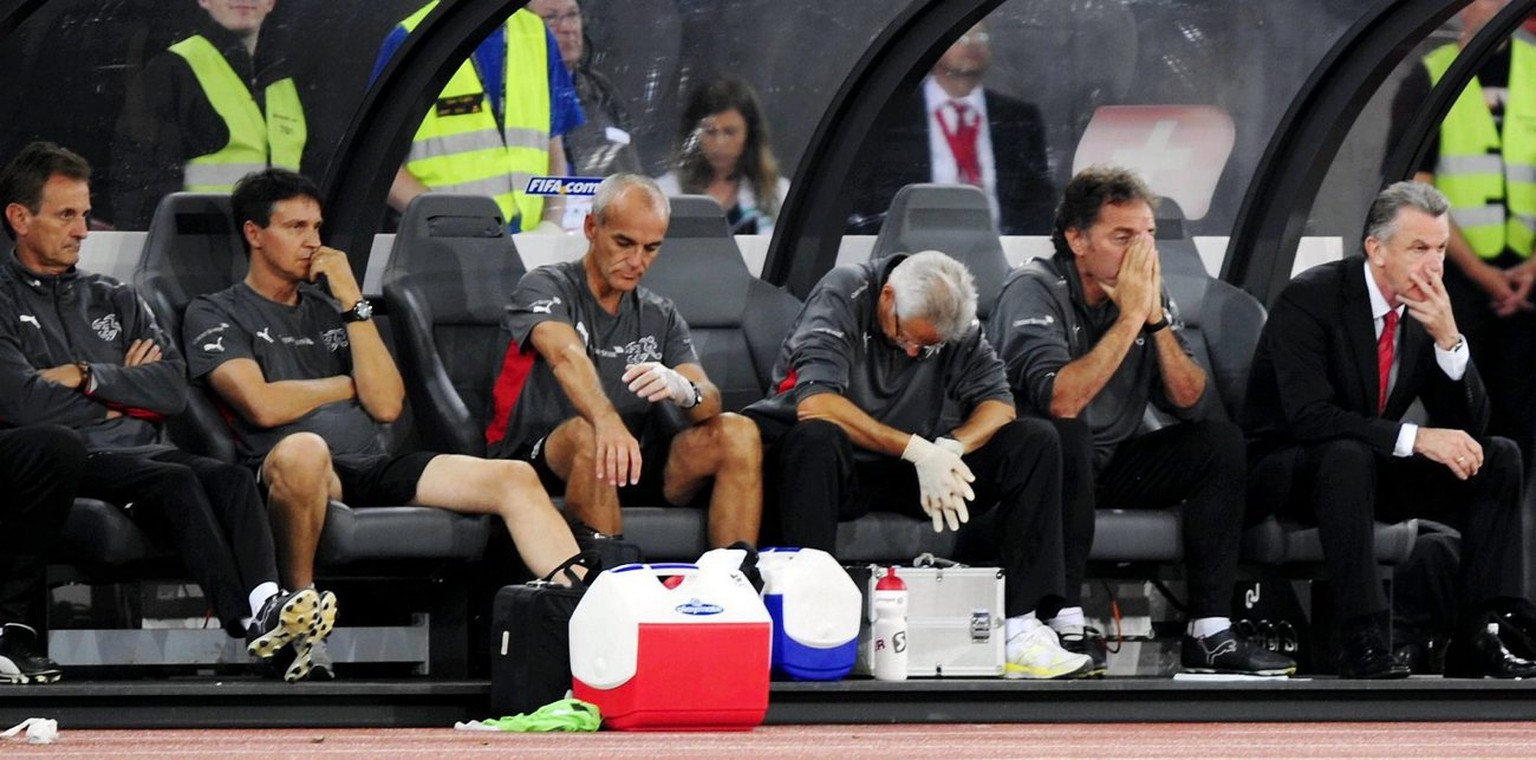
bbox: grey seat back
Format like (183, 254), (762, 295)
(131, 193), (247, 463)
(1156, 200), (1265, 421)
(382, 194), (524, 456)
(868, 183), (1010, 323)
(643, 195), (801, 411)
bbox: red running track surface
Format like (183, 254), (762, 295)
(4, 723), (1536, 758)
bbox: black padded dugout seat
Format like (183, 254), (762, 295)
(867, 183), (1010, 325)
(52, 499), (168, 566)
(382, 194), (524, 457)
(122, 192), (490, 566)
(644, 195), (803, 412)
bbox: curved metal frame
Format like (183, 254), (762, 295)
(762, 0), (1002, 298)
(318, 0), (526, 277)
(1381, 0), (1536, 185)
(0, 0), (46, 40)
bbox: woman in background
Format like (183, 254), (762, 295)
(657, 77), (789, 235)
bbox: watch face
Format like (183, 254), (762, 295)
(354, 300), (373, 319)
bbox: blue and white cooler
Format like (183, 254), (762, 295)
(756, 547), (862, 680)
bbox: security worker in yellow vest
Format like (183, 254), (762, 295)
(374, 3), (585, 233)
(1388, 0), (1536, 456)
(112, 0), (306, 229)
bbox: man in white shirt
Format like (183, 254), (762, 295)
(849, 21), (1054, 235)
(1243, 181), (1536, 680)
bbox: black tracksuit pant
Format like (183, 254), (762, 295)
(80, 447), (279, 637)
(0, 426), (87, 627)
(1056, 418), (1246, 620)
(755, 415), (1066, 619)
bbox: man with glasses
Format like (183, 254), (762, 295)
(529, 0), (642, 179)
(987, 166), (1294, 678)
(743, 250), (1093, 680)
(848, 20), (1053, 235)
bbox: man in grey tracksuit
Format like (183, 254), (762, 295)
(0, 142), (324, 681)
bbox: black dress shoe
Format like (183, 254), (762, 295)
(1493, 601), (1536, 661)
(1443, 627), (1536, 679)
(1337, 626), (1411, 679)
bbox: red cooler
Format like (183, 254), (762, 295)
(568, 562), (771, 731)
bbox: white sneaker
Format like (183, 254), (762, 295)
(1006, 617), (1094, 680)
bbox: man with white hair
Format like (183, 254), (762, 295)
(744, 250), (1092, 679)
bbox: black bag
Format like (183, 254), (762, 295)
(489, 552), (593, 716)
(568, 520), (643, 571)
(587, 534), (642, 571)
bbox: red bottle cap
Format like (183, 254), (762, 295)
(875, 565), (906, 591)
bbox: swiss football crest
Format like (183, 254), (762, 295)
(321, 327), (349, 352)
(92, 314), (121, 341)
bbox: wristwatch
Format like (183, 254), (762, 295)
(1144, 308), (1172, 334)
(683, 381), (703, 409)
(341, 299), (374, 323)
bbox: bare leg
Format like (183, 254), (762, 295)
(412, 454), (582, 580)
(664, 412), (762, 547)
(260, 433), (339, 589)
(541, 417), (623, 535)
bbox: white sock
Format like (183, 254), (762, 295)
(249, 581), (281, 620)
(1046, 606), (1086, 633)
(1005, 613), (1039, 643)
(1189, 616), (1231, 639)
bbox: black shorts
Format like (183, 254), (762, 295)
(255, 450), (437, 507)
(519, 433), (676, 506)
(333, 452), (438, 506)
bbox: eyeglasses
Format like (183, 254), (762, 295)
(540, 10), (582, 28)
(892, 311), (942, 355)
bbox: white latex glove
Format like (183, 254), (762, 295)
(622, 362), (697, 407)
(932, 437), (971, 530)
(901, 435), (975, 532)
(935, 436), (965, 457)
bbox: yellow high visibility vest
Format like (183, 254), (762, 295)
(1425, 38), (1536, 258)
(169, 34), (306, 192)
(397, 3), (551, 229)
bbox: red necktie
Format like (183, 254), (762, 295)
(939, 101), (982, 186)
(1377, 309), (1398, 414)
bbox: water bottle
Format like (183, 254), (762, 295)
(871, 566), (909, 681)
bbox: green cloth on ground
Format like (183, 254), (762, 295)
(482, 698), (602, 732)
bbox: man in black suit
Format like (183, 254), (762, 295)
(1243, 181), (1536, 679)
(847, 21), (1054, 235)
